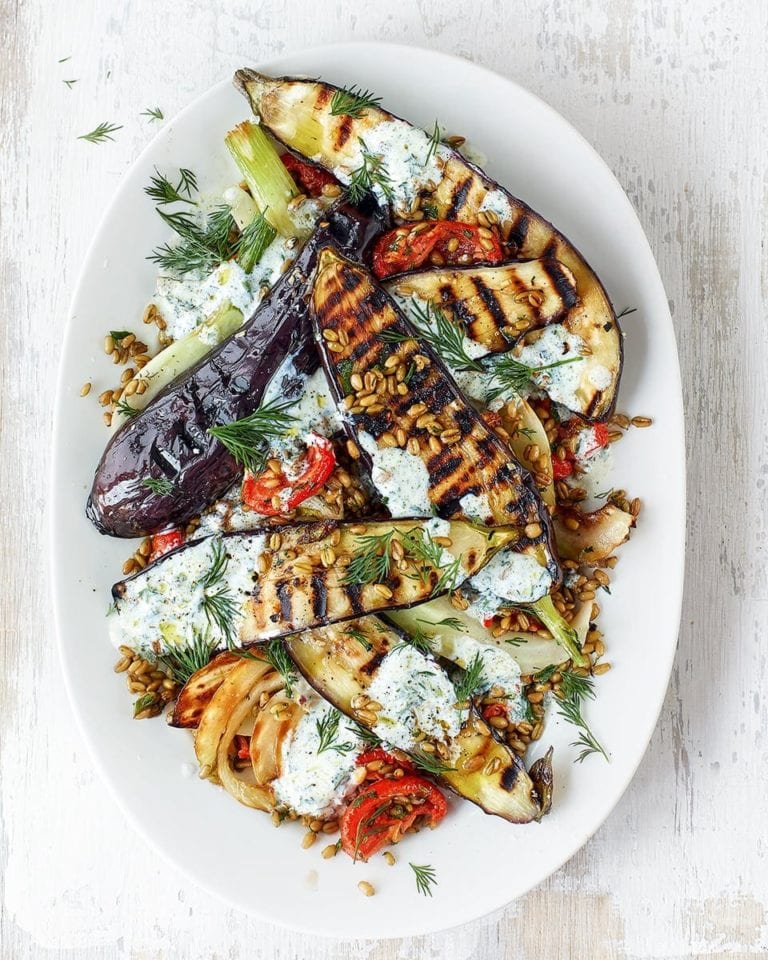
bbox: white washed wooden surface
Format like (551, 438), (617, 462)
(1, 0), (766, 957)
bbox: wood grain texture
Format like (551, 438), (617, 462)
(1, 0), (766, 957)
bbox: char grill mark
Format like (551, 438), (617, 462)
(446, 177), (473, 219)
(470, 275), (509, 331)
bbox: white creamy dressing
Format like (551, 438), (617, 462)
(514, 325), (587, 410)
(576, 441), (615, 510)
(459, 492), (494, 524)
(439, 633), (526, 720)
(272, 698), (361, 818)
(265, 367), (345, 461)
(366, 645), (462, 752)
(358, 431), (434, 517)
(110, 535), (266, 653)
(477, 187), (515, 222)
(331, 121), (447, 212)
(464, 549), (553, 621)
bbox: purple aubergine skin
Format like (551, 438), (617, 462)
(86, 199), (389, 538)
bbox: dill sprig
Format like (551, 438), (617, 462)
(391, 628), (433, 658)
(352, 722), (381, 747)
(346, 138), (394, 204)
(345, 627), (373, 652)
(235, 209), (276, 272)
(616, 306), (637, 320)
(410, 750), (456, 776)
(424, 120), (441, 166)
(330, 84), (382, 118)
(419, 616), (465, 631)
(343, 529), (396, 585)
(264, 639), (297, 697)
(198, 539), (239, 646)
(145, 167), (197, 205)
(385, 300), (484, 373)
(114, 398), (138, 418)
(410, 862), (438, 897)
(485, 352), (583, 400)
(142, 106), (164, 121)
(452, 652), (487, 702)
(149, 205), (235, 276)
(63, 79), (78, 88)
(401, 528), (463, 596)
(316, 708), (356, 755)
(78, 121), (122, 144)
(157, 629), (217, 685)
(555, 693), (608, 763)
(207, 398), (295, 474)
(142, 476), (174, 496)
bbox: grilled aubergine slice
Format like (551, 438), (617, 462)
(86, 199), (387, 539)
(235, 70), (620, 419)
(386, 259), (578, 353)
(388, 263), (621, 421)
(310, 247), (557, 582)
(285, 616), (550, 823)
(110, 519), (517, 654)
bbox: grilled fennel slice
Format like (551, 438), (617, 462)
(285, 616), (550, 823)
(235, 69), (620, 419)
(310, 247), (557, 583)
(111, 520), (517, 652)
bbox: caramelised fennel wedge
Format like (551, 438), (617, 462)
(554, 502), (635, 563)
(386, 259), (578, 354)
(110, 519), (517, 655)
(310, 247), (557, 581)
(285, 616), (550, 823)
(235, 70), (620, 418)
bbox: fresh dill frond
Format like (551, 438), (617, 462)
(410, 750), (456, 776)
(346, 138), (393, 203)
(453, 652), (487, 701)
(316, 708), (356, 755)
(133, 692), (157, 717)
(114, 398), (138, 418)
(485, 352), (583, 400)
(207, 398), (295, 474)
(142, 475), (174, 496)
(560, 669), (596, 701)
(157, 629), (217, 685)
(63, 79), (78, 88)
(352, 722), (381, 747)
(264, 638), (297, 697)
(235, 209), (276, 272)
(424, 120), (441, 165)
(198, 539), (239, 646)
(555, 692), (608, 763)
(533, 664), (558, 683)
(109, 329), (132, 342)
(391, 628), (433, 658)
(616, 306), (637, 320)
(142, 106), (164, 121)
(345, 627), (372, 652)
(149, 204), (235, 276)
(145, 168), (197, 205)
(410, 862), (438, 897)
(343, 529), (396, 586)
(418, 616), (465, 631)
(330, 84), (382, 118)
(78, 121), (122, 144)
(402, 299), (485, 373)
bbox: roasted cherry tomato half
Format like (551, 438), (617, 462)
(149, 529), (185, 562)
(341, 776), (447, 861)
(281, 152), (339, 197)
(241, 433), (336, 516)
(371, 220), (504, 279)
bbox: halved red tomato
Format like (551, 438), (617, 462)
(149, 529), (185, 562)
(371, 220), (504, 279)
(241, 433), (336, 516)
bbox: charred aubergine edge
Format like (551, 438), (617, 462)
(309, 245), (560, 582)
(86, 198), (388, 539)
(234, 69), (622, 420)
(285, 616), (551, 823)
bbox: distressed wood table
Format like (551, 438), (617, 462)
(1, 0), (766, 957)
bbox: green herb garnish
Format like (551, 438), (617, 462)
(157, 629), (217, 685)
(207, 398), (295, 474)
(198, 539), (239, 646)
(78, 121), (122, 144)
(142, 476), (174, 496)
(485, 352), (583, 400)
(133, 693), (157, 717)
(235, 209), (276, 272)
(410, 862), (438, 897)
(452, 652), (487, 702)
(113, 398), (138, 418)
(142, 106), (164, 121)
(330, 84), (382, 118)
(345, 627), (373, 652)
(144, 168), (197, 205)
(424, 120), (441, 165)
(264, 638), (297, 697)
(148, 205), (235, 275)
(343, 528), (396, 586)
(316, 708), (355, 755)
(410, 750), (456, 776)
(63, 79), (78, 88)
(346, 138), (393, 203)
(384, 300), (484, 373)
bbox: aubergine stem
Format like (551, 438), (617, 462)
(528, 594), (588, 667)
